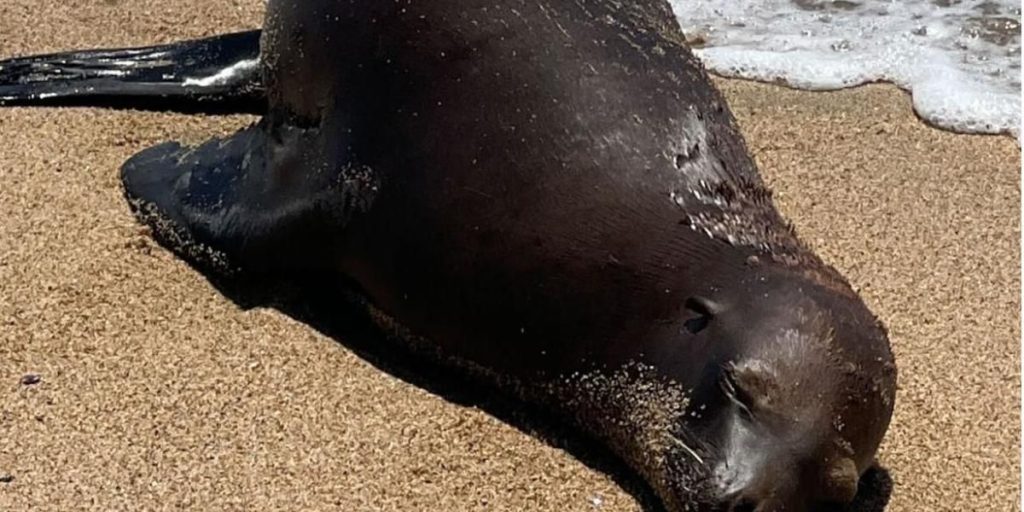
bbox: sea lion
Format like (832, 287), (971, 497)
(0, 1), (897, 511)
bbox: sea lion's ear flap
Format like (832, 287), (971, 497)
(682, 296), (720, 334)
(685, 296), (722, 316)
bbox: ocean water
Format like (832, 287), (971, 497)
(669, 0), (1022, 140)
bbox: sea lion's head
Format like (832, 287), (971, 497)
(655, 268), (897, 512)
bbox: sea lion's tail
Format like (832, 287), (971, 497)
(0, 30), (263, 115)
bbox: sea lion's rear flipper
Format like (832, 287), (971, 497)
(0, 31), (263, 114)
(122, 120), (379, 275)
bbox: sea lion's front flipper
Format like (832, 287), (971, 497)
(122, 120), (379, 275)
(0, 31), (264, 115)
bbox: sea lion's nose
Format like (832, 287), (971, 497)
(724, 496), (760, 512)
(713, 478), (784, 512)
(718, 490), (776, 512)
(716, 456), (859, 512)
(719, 492), (798, 512)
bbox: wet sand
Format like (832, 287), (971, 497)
(0, 1), (1019, 511)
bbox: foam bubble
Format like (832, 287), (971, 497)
(669, 0), (1022, 140)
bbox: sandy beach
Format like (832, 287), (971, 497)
(0, 1), (1019, 511)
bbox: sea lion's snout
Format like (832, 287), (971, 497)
(695, 362), (864, 512)
(706, 412), (862, 511)
(712, 459), (859, 512)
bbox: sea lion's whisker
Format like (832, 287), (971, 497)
(670, 434), (705, 465)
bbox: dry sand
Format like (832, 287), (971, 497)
(0, 1), (1019, 511)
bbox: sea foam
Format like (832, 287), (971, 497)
(669, 0), (1021, 140)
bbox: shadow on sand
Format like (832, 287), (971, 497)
(201, 271), (893, 512)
